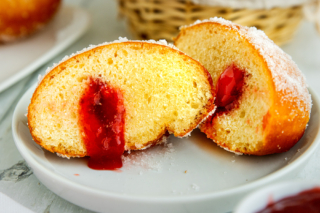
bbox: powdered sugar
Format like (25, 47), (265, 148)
(122, 138), (175, 171)
(177, 131), (191, 138)
(191, 183), (200, 191)
(220, 145), (243, 155)
(125, 134), (168, 151)
(56, 153), (71, 159)
(182, 17), (312, 113)
(56, 153), (82, 159)
(37, 74), (44, 86)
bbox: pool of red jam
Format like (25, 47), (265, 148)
(79, 78), (125, 170)
(257, 187), (320, 213)
(215, 64), (245, 112)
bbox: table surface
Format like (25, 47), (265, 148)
(0, 0), (320, 212)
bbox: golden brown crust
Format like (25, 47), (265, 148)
(175, 21), (310, 155)
(28, 41), (215, 157)
(0, 0), (61, 43)
(125, 131), (170, 151)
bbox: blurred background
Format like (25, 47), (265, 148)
(118, 0), (319, 46)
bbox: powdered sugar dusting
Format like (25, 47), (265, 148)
(125, 133), (168, 151)
(122, 139), (175, 171)
(182, 17), (312, 113)
(191, 183), (200, 191)
(56, 153), (82, 159)
(56, 153), (71, 159)
(219, 144), (243, 155)
(37, 74), (44, 86)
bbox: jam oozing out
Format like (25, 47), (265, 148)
(79, 78), (125, 170)
(215, 64), (245, 109)
(257, 187), (320, 213)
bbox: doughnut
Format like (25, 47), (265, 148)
(27, 38), (215, 169)
(0, 0), (61, 43)
(174, 17), (311, 155)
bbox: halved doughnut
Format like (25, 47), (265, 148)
(174, 18), (311, 155)
(28, 39), (215, 163)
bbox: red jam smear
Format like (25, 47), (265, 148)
(257, 187), (320, 213)
(215, 64), (245, 109)
(79, 78), (125, 170)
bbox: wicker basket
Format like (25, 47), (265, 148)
(118, 0), (303, 45)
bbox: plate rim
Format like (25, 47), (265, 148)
(12, 84), (320, 203)
(0, 5), (90, 93)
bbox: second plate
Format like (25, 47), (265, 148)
(0, 5), (90, 92)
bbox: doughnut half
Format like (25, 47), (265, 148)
(174, 18), (311, 155)
(28, 39), (215, 158)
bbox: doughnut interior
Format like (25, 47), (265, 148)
(28, 41), (215, 157)
(174, 19), (311, 155)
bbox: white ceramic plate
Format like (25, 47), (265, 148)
(0, 6), (90, 92)
(12, 85), (320, 213)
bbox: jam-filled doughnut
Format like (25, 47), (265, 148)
(27, 38), (215, 169)
(174, 17), (311, 155)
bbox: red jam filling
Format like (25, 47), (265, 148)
(79, 78), (125, 170)
(257, 187), (320, 213)
(215, 64), (245, 109)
